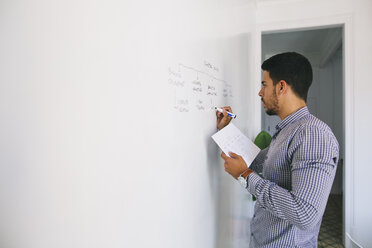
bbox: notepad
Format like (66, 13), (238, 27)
(212, 123), (261, 166)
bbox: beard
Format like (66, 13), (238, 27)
(266, 106), (277, 116)
(263, 88), (279, 116)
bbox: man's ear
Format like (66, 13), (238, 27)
(278, 80), (288, 93)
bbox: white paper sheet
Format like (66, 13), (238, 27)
(212, 123), (260, 166)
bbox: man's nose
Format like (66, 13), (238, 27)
(258, 88), (263, 97)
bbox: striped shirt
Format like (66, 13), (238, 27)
(247, 106), (339, 248)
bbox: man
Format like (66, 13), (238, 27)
(217, 52), (339, 248)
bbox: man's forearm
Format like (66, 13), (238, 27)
(247, 162), (335, 230)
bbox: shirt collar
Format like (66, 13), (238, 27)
(275, 106), (310, 132)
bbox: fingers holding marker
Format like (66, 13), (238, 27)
(224, 106), (232, 114)
(216, 106), (236, 130)
(215, 106), (236, 119)
(220, 106), (232, 112)
(216, 107), (229, 119)
(223, 109), (231, 120)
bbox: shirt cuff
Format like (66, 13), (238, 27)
(247, 172), (262, 196)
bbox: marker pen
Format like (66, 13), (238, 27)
(215, 107), (237, 119)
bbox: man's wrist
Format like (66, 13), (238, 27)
(237, 168), (253, 188)
(240, 168), (253, 179)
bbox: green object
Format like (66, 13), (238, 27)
(252, 131), (271, 201)
(254, 131), (272, 150)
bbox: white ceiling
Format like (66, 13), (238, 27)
(262, 27), (342, 67)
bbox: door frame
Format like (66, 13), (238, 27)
(253, 14), (355, 247)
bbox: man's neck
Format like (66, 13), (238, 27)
(278, 101), (306, 120)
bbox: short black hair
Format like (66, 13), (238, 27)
(261, 52), (313, 101)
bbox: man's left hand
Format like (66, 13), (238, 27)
(221, 152), (250, 179)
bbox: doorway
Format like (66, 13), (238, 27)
(261, 27), (345, 247)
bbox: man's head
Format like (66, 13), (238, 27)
(259, 52), (313, 118)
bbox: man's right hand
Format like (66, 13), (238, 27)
(216, 106), (233, 130)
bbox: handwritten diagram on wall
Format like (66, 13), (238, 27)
(168, 61), (233, 113)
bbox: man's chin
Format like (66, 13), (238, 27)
(265, 109), (277, 116)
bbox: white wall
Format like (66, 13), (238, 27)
(255, 0), (372, 246)
(0, 1), (257, 248)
